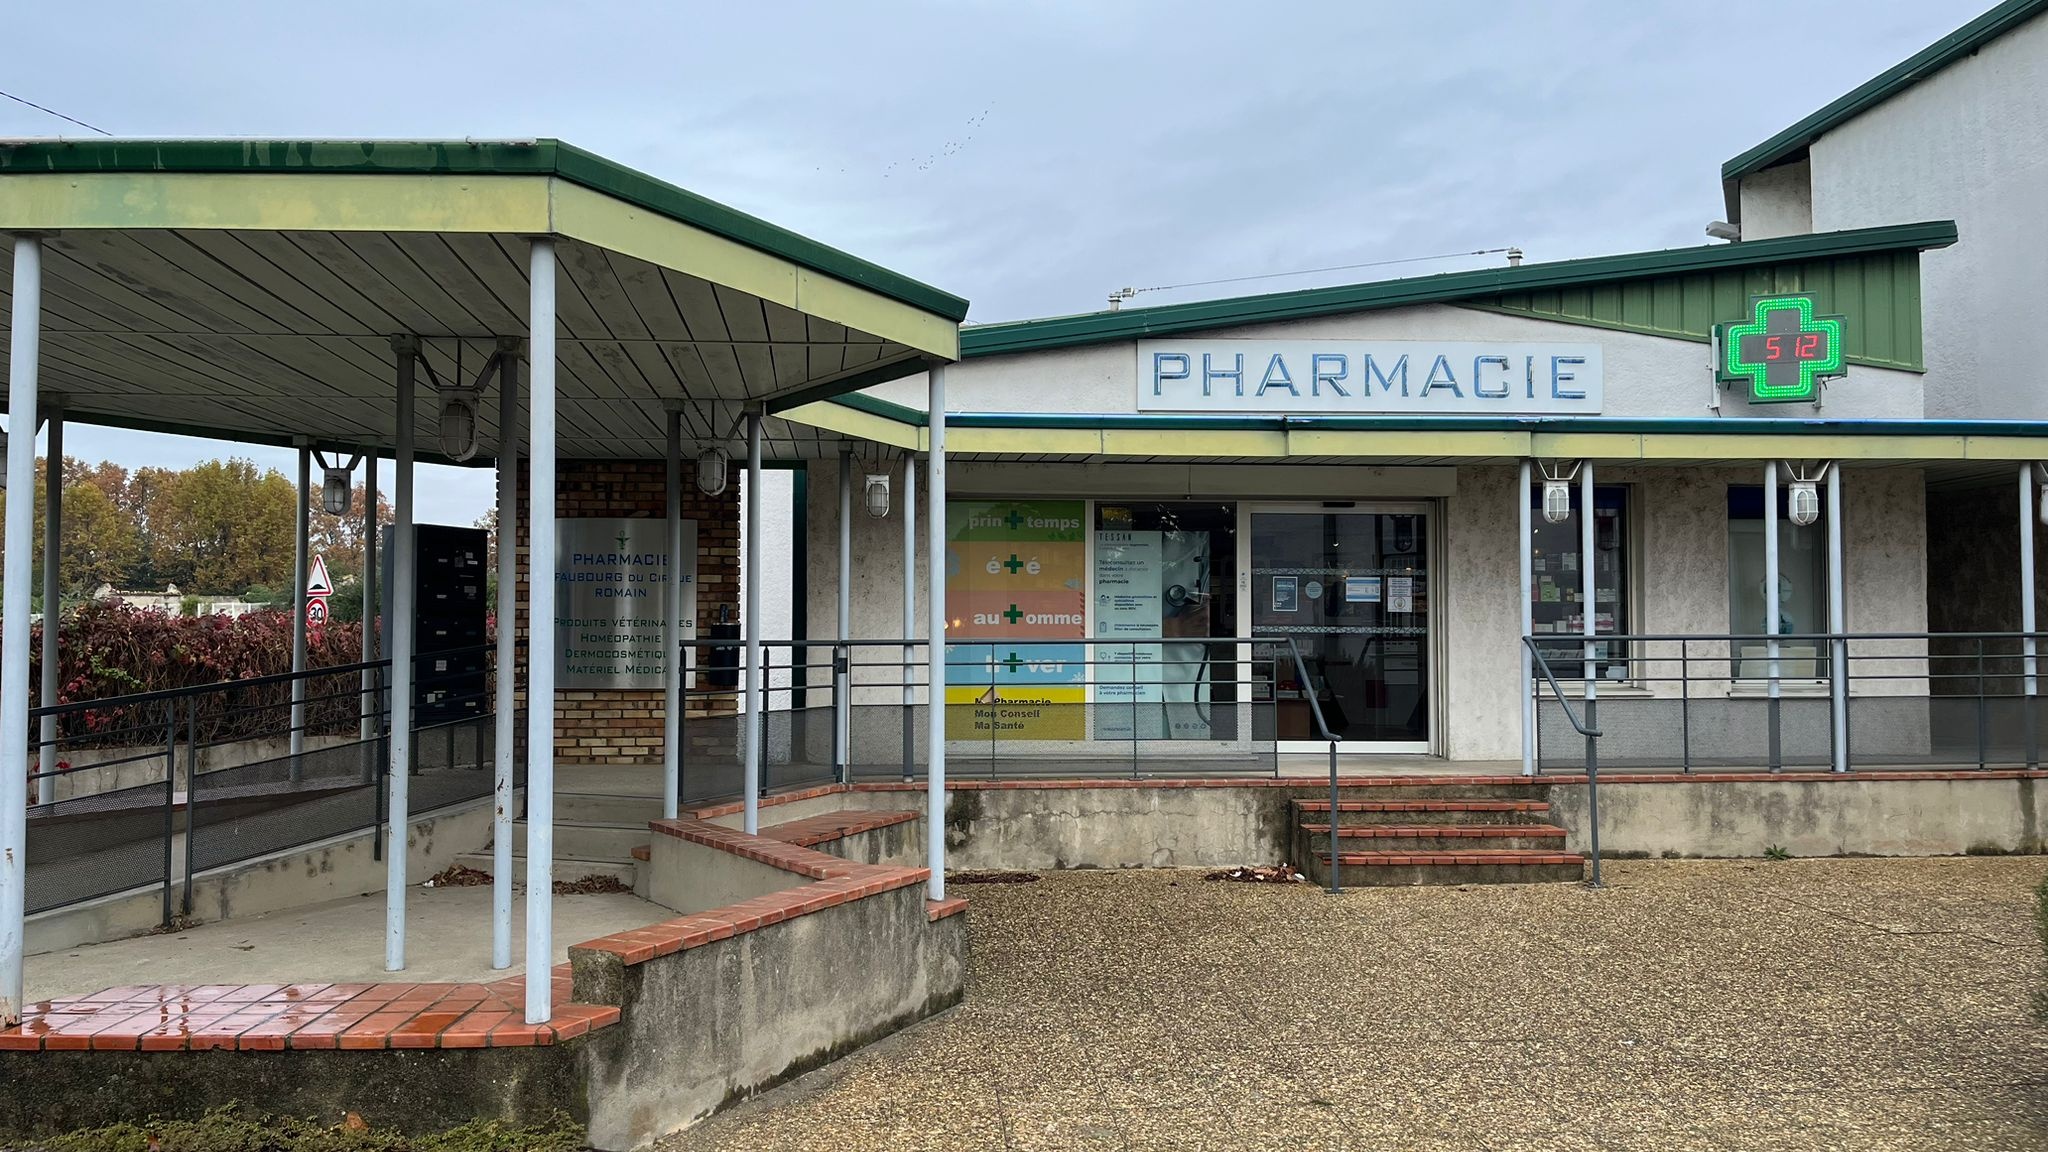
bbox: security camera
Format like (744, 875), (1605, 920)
(1705, 221), (1742, 242)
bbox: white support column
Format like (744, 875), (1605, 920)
(1765, 463), (1782, 705)
(492, 341), (520, 970)
(837, 446), (852, 781)
(1579, 461), (1596, 718)
(290, 440), (310, 771)
(38, 402), (61, 762)
(1827, 463), (1847, 773)
(662, 401), (683, 821)
(926, 367), (948, 903)
(2023, 464), (2038, 700)
(1518, 458), (1534, 776)
(741, 411), (764, 835)
(525, 239), (559, 1025)
(385, 337), (417, 972)
(360, 453), (379, 780)
(2, 235), (44, 1025)
(902, 454), (917, 781)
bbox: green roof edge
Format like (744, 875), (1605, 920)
(0, 137), (970, 322)
(956, 221), (1957, 358)
(1721, 0), (2048, 182)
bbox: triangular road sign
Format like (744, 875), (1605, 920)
(306, 554), (334, 598)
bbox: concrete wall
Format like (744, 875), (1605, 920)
(936, 785), (1292, 870)
(1794, 8), (2048, 419)
(1736, 157), (1814, 240)
(26, 797), (497, 954)
(646, 835), (814, 915)
(575, 883), (965, 1150)
(870, 303), (1926, 420)
(41, 734), (361, 803)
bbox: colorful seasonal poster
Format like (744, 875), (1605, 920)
(944, 500), (1086, 740)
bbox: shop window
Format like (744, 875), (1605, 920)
(1092, 502), (1238, 740)
(1528, 485), (1630, 679)
(1726, 485), (1828, 679)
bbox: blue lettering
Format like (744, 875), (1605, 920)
(1525, 356), (1538, 400)
(1551, 355), (1587, 400)
(1310, 353), (1350, 398)
(1363, 354), (1408, 397)
(1202, 352), (1244, 398)
(1421, 354), (1463, 398)
(1473, 355), (1511, 398)
(1151, 352), (1190, 397)
(1256, 353), (1298, 397)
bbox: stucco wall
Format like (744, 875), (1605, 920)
(871, 302), (1926, 420)
(1798, 8), (2048, 419)
(1736, 158), (1814, 240)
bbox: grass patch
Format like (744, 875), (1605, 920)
(1763, 845), (1791, 861)
(22, 1105), (585, 1152)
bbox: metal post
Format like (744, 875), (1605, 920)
(1827, 464), (1847, 772)
(927, 366), (949, 903)
(290, 440), (310, 775)
(38, 402), (60, 761)
(837, 446), (852, 783)
(1765, 462), (1782, 771)
(1, 235), (42, 1025)
(2023, 463), (2039, 769)
(742, 411), (764, 835)
(1679, 642), (1692, 773)
(902, 455), (917, 781)
(162, 705), (177, 927)
(1579, 462), (1596, 754)
(493, 341), (520, 970)
(525, 239), (559, 1025)
(386, 337), (418, 971)
(1519, 459), (1534, 775)
(662, 401), (682, 821)
(182, 701), (197, 916)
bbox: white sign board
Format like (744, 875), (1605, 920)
(1137, 339), (1603, 415)
(556, 517), (697, 690)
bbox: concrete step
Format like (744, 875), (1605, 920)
(1308, 849), (1585, 887)
(1299, 823), (1568, 852)
(555, 790), (666, 826)
(1294, 798), (1554, 825)
(451, 852), (638, 889)
(510, 820), (649, 862)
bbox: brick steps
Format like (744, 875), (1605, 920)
(761, 809), (919, 849)
(1291, 792), (1580, 887)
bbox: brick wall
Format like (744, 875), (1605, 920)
(513, 459), (740, 767)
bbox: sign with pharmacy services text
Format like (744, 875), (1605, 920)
(1136, 339), (1603, 415)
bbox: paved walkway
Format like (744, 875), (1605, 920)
(666, 859), (2048, 1151)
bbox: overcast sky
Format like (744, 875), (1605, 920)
(1, 0), (1991, 525)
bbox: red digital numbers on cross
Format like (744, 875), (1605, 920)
(1764, 335), (1785, 360)
(1795, 332), (1823, 359)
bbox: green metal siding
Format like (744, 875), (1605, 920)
(1473, 249), (1924, 371)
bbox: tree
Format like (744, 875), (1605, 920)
(157, 459), (297, 594)
(310, 482), (390, 577)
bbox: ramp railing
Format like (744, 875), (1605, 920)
(1523, 637), (1604, 887)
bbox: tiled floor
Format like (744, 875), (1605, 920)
(0, 968), (618, 1051)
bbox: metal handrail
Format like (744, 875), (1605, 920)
(1523, 636), (1604, 888)
(1251, 634), (1346, 894)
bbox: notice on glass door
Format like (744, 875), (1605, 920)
(1387, 575), (1414, 614)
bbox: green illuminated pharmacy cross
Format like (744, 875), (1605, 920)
(1723, 296), (1844, 404)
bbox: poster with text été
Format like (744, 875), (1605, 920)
(943, 500), (1086, 740)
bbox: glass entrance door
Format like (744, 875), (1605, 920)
(1247, 506), (1432, 752)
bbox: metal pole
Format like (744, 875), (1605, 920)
(662, 401), (682, 821)
(525, 239), (559, 1025)
(361, 453), (379, 760)
(742, 411), (764, 835)
(1519, 459), (1534, 775)
(1, 236), (41, 1025)
(902, 454), (917, 781)
(927, 366), (949, 903)
(2022, 463), (2039, 769)
(290, 440), (310, 775)
(1579, 461), (1596, 750)
(493, 341), (520, 970)
(38, 402), (60, 761)
(385, 337), (417, 971)
(1765, 462), (1782, 771)
(1827, 464), (1847, 773)
(837, 446), (852, 783)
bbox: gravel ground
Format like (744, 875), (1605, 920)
(661, 859), (2048, 1151)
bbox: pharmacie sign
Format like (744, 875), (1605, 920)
(1137, 339), (1603, 415)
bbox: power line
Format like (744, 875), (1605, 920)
(0, 88), (111, 136)
(1109, 247), (1521, 308)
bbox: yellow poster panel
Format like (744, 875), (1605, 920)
(944, 685), (1086, 741)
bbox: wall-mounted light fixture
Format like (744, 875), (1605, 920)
(314, 451), (364, 515)
(1538, 460), (1582, 525)
(863, 472), (891, 519)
